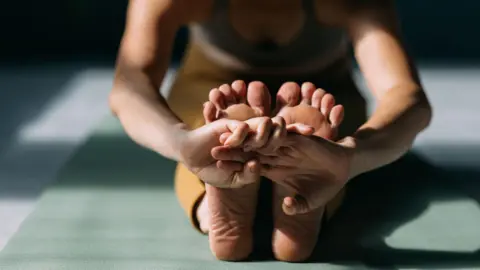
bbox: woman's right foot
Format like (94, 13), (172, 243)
(199, 80), (271, 261)
(272, 82), (344, 262)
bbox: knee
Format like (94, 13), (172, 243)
(210, 237), (253, 261)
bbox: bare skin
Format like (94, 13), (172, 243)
(270, 82), (344, 261)
(111, 0), (431, 263)
(201, 80), (271, 260)
(202, 81), (345, 261)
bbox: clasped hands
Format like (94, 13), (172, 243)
(180, 81), (356, 214)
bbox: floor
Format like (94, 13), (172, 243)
(0, 63), (478, 252)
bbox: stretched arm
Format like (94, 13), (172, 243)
(342, 0), (432, 178)
(109, 0), (210, 161)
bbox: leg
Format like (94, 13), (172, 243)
(271, 82), (345, 262)
(202, 80), (272, 260)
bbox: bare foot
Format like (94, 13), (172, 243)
(271, 82), (344, 262)
(199, 80), (271, 261)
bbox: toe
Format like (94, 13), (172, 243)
(231, 80), (247, 103)
(209, 88), (227, 111)
(247, 81), (271, 117)
(219, 84), (237, 106)
(300, 82), (316, 104)
(329, 104), (344, 129)
(311, 88), (327, 110)
(275, 82), (301, 114)
(320, 93), (335, 117)
(203, 101), (217, 124)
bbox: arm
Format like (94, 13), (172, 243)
(341, 0), (432, 178)
(109, 0), (210, 161)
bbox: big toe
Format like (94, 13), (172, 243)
(275, 82), (301, 115)
(247, 81), (271, 117)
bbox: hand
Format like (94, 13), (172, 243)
(258, 134), (356, 215)
(179, 117), (274, 188)
(213, 118), (355, 214)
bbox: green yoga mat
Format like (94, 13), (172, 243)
(1, 116), (480, 269)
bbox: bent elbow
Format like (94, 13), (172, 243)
(418, 95), (433, 131)
(108, 85), (130, 117)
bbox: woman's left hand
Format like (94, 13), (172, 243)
(257, 133), (355, 215)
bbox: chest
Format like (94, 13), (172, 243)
(228, 0), (319, 44)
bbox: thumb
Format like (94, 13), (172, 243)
(237, 159), (261, 186)
(282, 195), (312, 215)
(219, 132), (232, 145)
(205, 119), (250, 147)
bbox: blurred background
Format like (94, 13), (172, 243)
(0, 0), (479, 253)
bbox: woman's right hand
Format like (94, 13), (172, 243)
(179, 117), (273, 188)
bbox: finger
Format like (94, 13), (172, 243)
(286, 124), (314, 134)
(283, 195), (312, 215)
(257, 155), (280, 166)
(260, 165), (294, 181)
(216, 160), (243, 172)
(219, 132), (232, 145)
(203, 101), (217, 124)
(212, 146), (255, 162)
(286, 123), (315, 136)
(271, 116), (287, 139)
(257, 154), (295, 167)
(209, 88), (227, 111)
(257, 116), (287, 154)
(244, 117), (272, 151)
(224, 121), (249, 147)
(235, 159), (261, 186)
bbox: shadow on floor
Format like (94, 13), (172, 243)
(247, 152), (480, 269)
(313, 153), (480, 268)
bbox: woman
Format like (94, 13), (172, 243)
(109, 0), (432, 262)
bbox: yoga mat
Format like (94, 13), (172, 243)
(1, 115), (480, 269)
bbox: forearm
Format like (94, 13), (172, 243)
(110, 70), (188, 162)
(343, 85), (432, 178)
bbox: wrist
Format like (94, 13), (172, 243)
(154, 122), (191, 163)
(337, 136), (362, 180)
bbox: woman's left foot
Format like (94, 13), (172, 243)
(271, 82), (344, 262)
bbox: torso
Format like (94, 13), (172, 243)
(190, 0), (349, 74)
